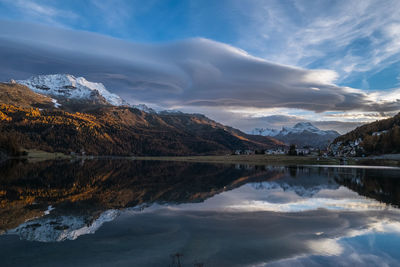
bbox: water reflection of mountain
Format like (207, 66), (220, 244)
(250, 166), (341, 197)
(0, 160), (284, 236)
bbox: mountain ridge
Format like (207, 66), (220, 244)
(252, 122), (340, 149)
(0, 77), (283, 156)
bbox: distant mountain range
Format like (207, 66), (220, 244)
(251, 122), (340, 149)
(0, 74), (283, 156)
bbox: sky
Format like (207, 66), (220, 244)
(0, 0), (400, 133)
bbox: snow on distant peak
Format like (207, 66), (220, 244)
(253, 122), (336, 137)
(17, 74), (125, 106)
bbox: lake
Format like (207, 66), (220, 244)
(1, 159), (400, 266)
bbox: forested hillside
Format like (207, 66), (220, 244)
(332, 113), (400, 155)
(0, 82), (282, 156)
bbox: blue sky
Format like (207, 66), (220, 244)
(0, 0), (241, 42)
(0, 0), (400, 132)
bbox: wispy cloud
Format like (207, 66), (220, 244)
(89, 0), (133, 30)
(13, 0), (58, 16)
(233, 0), (400, 83)
(1, 0), (78, 26)
(4, 0), (76, 18)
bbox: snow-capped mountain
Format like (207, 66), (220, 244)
(17, 74), (126, 106)
(251, 122), (340, 148)
(16, 74), (167, 113)
(281, 122), (340, 136)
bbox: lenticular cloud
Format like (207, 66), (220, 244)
(1, 20), (399, 113)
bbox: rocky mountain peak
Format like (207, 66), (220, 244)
(17, 74), (126, 106)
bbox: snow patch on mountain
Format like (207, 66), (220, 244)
(132, 104), (156, 113)
(51, 98), (61, 108)
(17, 74), (126, 106)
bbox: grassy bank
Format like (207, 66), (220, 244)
(15, 149), (72, 162)
(9, 151), (400, 167)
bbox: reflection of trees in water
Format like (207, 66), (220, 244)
(1, 160), (399, 235)
(170, 253), (183, 267)
(282, 165), (400, 207)
(334, 168), (400, 207)
(257, 165), (400, 208)
(0, 159), (283, 232)
(288, 166), (297, 177)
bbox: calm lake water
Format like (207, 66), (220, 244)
(1, 160), (400, 266)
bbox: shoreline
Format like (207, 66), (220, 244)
(6, 150), (400, 167)
(137, 155), (400, 167)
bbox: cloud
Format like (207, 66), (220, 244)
(0, 22), (399, 109)
(0, 20), (399, 132)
